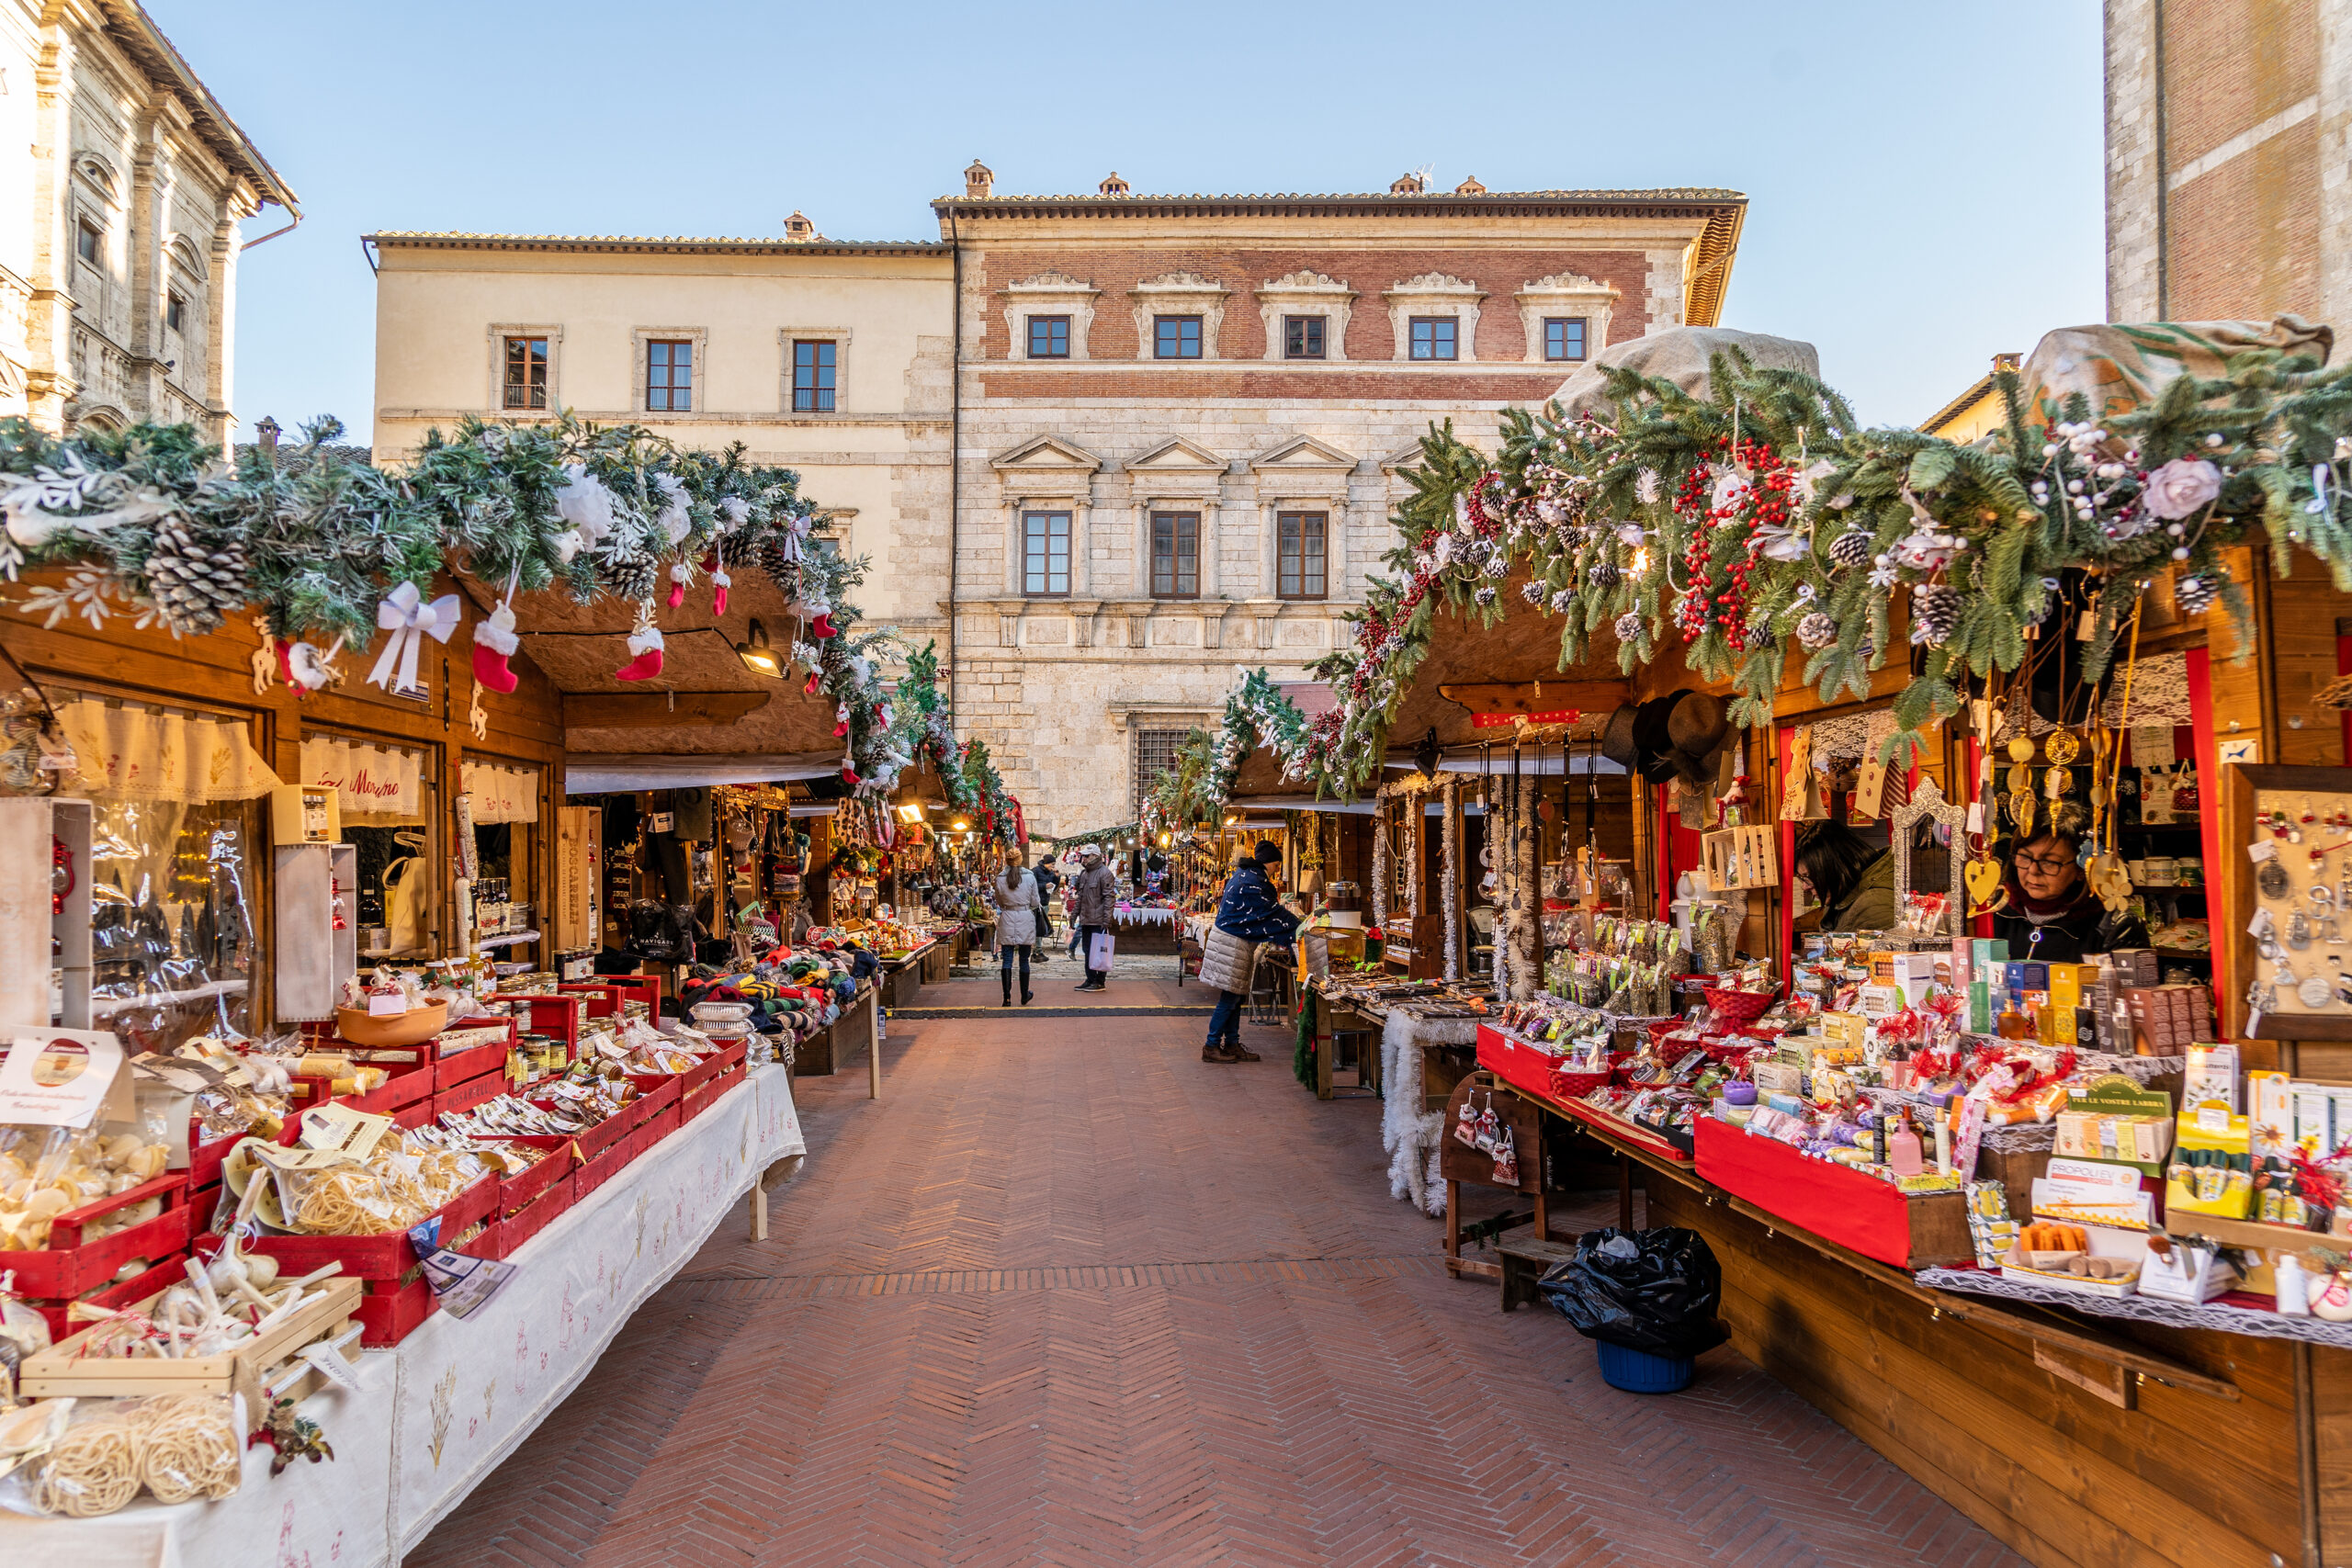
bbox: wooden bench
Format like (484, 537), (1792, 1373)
(1498, 1235), (1576, 1314)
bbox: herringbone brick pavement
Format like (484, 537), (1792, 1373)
(406, 1012), (2030, 1568)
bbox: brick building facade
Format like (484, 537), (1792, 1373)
(934, 168), (1745, 837)
(2106, 0), (2352, 326)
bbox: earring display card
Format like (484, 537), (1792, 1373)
(2232, 766), (2352, 1038)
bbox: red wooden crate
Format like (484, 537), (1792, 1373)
(683, 1038), (749, 1094)
(510, 993), (583, 1058)
(26, 1250), (194, 1340)
(682, 1064), (748, 1122)
(639, 1101), (684, 1149)
(471, 1174), (576, 1261)
(5, 1174), (194, 1298)
(187, 1127), (242, 1190)
(616, 1075), (681, 1139)
(602, 975), (661, 1017)
(434, 1018), (515, 1090)
(526, 1098), (631, 1161)
(482, 1134), (574, 1215)
(432, 1069), (510, 1122)
(572, 1129), (638, 1201)
(355, 1275), (436, 1347)
(196, 1172), (498, 1284)
(281, 1058), (435, 1144)
(558, 982), (619, 1020)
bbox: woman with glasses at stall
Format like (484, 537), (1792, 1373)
(1991, 827), (2149, 963)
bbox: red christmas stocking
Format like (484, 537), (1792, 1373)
(472, 604), (520, 694)
(708, 556), (729, 617)
(810, 613), (838, 639)
(613, 622), (666, 682)
(665, 562), (691, 611)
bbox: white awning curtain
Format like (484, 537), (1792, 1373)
(301, 735), (425, 826)
(53, 697), (280, 803)
(462, 761), (539, 825)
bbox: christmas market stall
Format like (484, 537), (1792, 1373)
(0, 411), (956, 1557)
(1238, 317), (2352, 1568)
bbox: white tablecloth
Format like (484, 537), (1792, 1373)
(2, 1065), (807, 1567)
(1113, 905), (1179, 927)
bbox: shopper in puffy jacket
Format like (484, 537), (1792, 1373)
(990, 852), (1046, 1007)
(1071, 845), (1120, 991)
(1199, 840), (1300, 1064)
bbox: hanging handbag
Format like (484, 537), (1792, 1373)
(382, 856), (428, 956)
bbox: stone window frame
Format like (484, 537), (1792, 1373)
(991, 434), (1105, 602)
(1514, 272), (1619, 365)
(1250, 436), (1357, 605)
(630, 326), (707, 416)
(1123, 438), (1227, 600)
(778, 327), (852, 414)
(1128, 273), (1228, 362)
(1002, 272), (1099, 361)
(1253, 272), (1355, 364)
(1382, 273), (1486, 363)
(487, 322), (562, 414)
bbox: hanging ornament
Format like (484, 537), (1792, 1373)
(613, 611), (665, 682)
(1910, 582), (1961, 646)
(551, 463), (616, 548)
(1587, 559), (1621, 592)
(666, 560), (692, 610)
(1827, 528), (1873, 570)
(366, 581), (461, 696)
(2173, 569), (2224, 617)
(1613, 610), (1644, 642)
(281, 635), (343, 694)
(653, 473), (692, 545)
(706, 553), (729, 616)
(832, 701), (850, 738)
(1521, 580), (1548, 605)
(471, 602), (520, 694)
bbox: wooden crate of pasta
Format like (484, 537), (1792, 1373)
(20, 1274), (361, 1404)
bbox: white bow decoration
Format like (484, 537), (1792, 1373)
(367, 581), (462, 694)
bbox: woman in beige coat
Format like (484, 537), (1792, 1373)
(990, 852), (1046, 1006)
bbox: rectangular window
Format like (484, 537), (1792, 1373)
(646, 338), (694, 412)
(164, 291), (186, 334)
(1544, 316), (1589, 362)
(1277, 511), (1328, 600)
(1409, 316), (1458, 361)
(1154, 314), (1202, 359)
(75, 220), (98, 265)
(1027, 315), (1069, 358)
(1134, 728), (1187, 819)
(503, 335), (548, 410)
(1283, 315), (1325, 359)
(1150, 511), (1200, 598)
(1023, 510), (1071, 596)
(792, 340), (836, 412)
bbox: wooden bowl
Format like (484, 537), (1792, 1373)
(334, 1000), (449, 1047)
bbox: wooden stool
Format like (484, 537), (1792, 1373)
(1498, 1235), (1576, 1314)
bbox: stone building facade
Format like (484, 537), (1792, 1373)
(366, 231), (955, 630)
(0, 0), (294, 440)
(2105, 0), (2352, 326)
(934, 169), (1746, 837)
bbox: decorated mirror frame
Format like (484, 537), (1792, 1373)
(1890, 777), (1966, 937)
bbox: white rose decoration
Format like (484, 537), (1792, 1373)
(2142, 457), (2223, 520)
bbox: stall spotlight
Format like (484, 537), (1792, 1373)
(951, 818), (970, 832)
(895, 803), (923, 824)
(735, 618), (783, 678)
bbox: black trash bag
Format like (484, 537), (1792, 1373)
(1537, 1226), (1729, 1359)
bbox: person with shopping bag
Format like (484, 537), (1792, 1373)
(1197, 840), (1300, 1064)
(1071, 843), (1119, 991)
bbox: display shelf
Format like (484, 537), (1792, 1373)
(1918, 1264), (2352, 1348)
(472, 929), (542, 951)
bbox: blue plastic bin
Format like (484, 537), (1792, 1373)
(1594, 1339), (1694, 1393)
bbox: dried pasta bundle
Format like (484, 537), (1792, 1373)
(134, 1394), (241, 1503)
(29, 1413), (141, 1517)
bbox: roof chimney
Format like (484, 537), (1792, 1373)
(965, 159), (993, 198)
(784, 209), (816, 242)
(1390, 170), (1428, 195)
(1099, 171), (1130, 196)
(1453, 175), (1487, 195)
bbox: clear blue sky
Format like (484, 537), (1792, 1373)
(153, 0), (2105, 447)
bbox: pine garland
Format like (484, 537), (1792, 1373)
(1277, 340), (2352, 794)
(0, 412), (926, 789)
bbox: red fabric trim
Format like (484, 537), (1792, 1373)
(1693, 1117), (1921, 1267)
(1778, 727), (1797, 964)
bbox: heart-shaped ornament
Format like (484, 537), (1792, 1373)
(1965, 855), (2008, 914)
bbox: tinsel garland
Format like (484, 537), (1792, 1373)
(1261, 338), (2352, 797)
(1441, 781), (1460, 981)
(1371, 804), (1390, 931)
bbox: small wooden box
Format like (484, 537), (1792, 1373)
(21, 1275), (361, 1404)
(1701, 825), (1780, 892)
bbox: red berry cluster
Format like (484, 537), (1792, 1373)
(1668, 435), (1792, 644)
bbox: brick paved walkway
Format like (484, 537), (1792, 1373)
(407, 1011), (2030, 1568)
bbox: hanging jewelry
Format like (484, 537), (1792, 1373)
(2044, 728), (2082, 766)
(2299, 964), (2335, 1010)
(2259, 856), (2292, 900)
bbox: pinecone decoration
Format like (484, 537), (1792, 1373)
(756, 526), (794, 581)
(1613, 611), (1644, 643)
(1828, 528), (1873, 570)
(1588, 559), (1622, 593)
(141, 512), (249, 634)
(599, 544), (659, 605)
(2173, 569), (2224, 616)
(1473, 584), (1498, 607)
(1912, 582), (1961, 645)
(1796, 611), (1838, 649)
(1521, 580), (1549, 605)
(718, 523), (762, 569)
